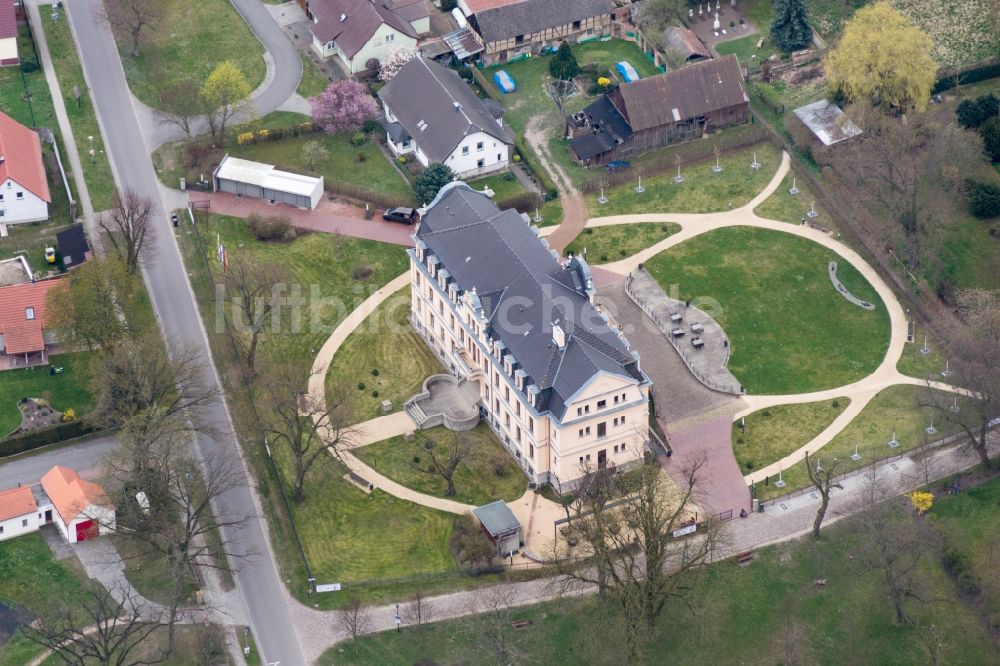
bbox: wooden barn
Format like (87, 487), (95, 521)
(568, 55), (750, 166)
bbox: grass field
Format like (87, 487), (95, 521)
(0, 27), (56, 129)
(753, 169), (834, 230)
(184, 213), (409, 370)
(113, 0), (265, 110)
(896, 337), (948, 380)
(715, 34), (767, 70)
(733, 398), (850, 473)
(0, 532), (92, 666)
(284, 453), (458, 583)
(536, 198), (564, 227)
(354, 424), (528, 506)
(565, 222), (680, 263)
(756, 384), (976, 500)
(38, 14), (116, 210)
(0, 353), (93, 438)
(298, 53), (331, 99)
(467, 172), (530, 205)
(154, 116), (415, 204)
(645, 227), (890, 394)
(321, 477), (1000, 664)
(584, 144), (781, 217)
(326, 289), (443, 422)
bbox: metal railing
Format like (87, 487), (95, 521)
(624, 272), (743, 395)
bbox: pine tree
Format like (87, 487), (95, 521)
(549, 42), (580, 81)
(770, 0), (812, 52)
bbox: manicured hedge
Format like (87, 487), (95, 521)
(0, 421), (95, 458)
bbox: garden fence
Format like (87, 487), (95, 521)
(580, 126), (773, 194)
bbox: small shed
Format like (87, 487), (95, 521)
(40, 466), (115, 543)
(56, 225), (92, 270)
(213, 155), (324, 210)
(792, 100), (863, 146)
(473, 500), (522, 557)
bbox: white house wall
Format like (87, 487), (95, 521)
(0, 511), (40, 541)
(346, 24), (417, 74)
(0, 178), (48, 225)
(443, 130), (509, 179)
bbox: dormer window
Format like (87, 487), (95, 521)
(25, 307), (35, 320)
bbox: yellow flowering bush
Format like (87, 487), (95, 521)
(908, 490), (934, 515)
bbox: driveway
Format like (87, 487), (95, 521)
(0, 434), (118, 489)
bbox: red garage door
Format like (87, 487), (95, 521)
(75, 520), (98, 541)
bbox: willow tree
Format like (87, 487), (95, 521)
(824, 2), (937, 113)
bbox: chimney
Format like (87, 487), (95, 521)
(340, 13), (347, 22)
(552, 324), (566, 349)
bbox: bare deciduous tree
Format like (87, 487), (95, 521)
(411, 432), (473, 497)
(555, 456), (725, 662)
(103, 0), (162, 57)
(338, 596), (372, 645)
(927, 289), (1000, 469)
(261, 358), (356, 502)
(46, 257), (140, 354)
(91, 339), (217, 429)
(851, 467), (927, 625)
(219, 251), (287, 377)
(154, 78), (205, 138)
(460, 586), (526, 666)
(17, 581), (166, 666)
(100, 188), (155, 274)
(805, 451), (843, 539)
(400, 588), (430, 627)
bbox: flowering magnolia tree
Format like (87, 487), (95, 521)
(379, 47), (419, 82)
(310, 80), (379, 135)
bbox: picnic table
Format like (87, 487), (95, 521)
(672, 328), (685, 338)
(692, 337), (705, 349)
(690, 323), (704, 334)
(670, 313), (683, 323)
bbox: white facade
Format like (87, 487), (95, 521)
(0, 508), (42, 541)
(0, 177), (49, 225)
(312, 23), (417, 74)
(408, 249), (650, 488)
(50, 502), (116, 544)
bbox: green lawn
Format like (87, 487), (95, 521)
(756, 385), (977, 500)
(113, 0), (265, 110)
(536, 198), (564, 227)
(154, 116), (415, 204)
(0, 533), (92, 666)
(354, 424), (528, 506)
(645, 227), (890, 394)
(934, 215), (1000, 291)
(284, 452), (458, 583)
(0, 352), (93, 438)
(565, 222), (680, 263)
(321, 484), (998, 665)
(38, 14), (116, 210)
(715, 34), (768, 70)
(733, 398), (850, 473)
(326, 289), (443, 422)
(896, 337), (948, 380)
(0, 27), (57, 129)
(585, 143), (781, 217)
(753, 168), (832, 229)
(467, 172), (530, 205)
(298, 53), (331, 99)
(185, 214), (408, 370)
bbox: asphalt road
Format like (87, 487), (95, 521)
(230, 0), (302, 113)
(64, 2), (305, 663)
(0, 435), (118, 489)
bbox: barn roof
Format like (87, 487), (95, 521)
(611, 54), (748, 132)
(472, 0), (611, 43)
(662, 26), (710, 61)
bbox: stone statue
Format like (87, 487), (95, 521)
(713, 17), (720, 30)
(689, 8), (694, 18)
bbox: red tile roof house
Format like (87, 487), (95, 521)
(307, 0), (429, 75)
(0, 110), (51, 225)
(0, 486), (41, 541)
(41, 466), (115, 543)
(0, 276), (66, 370)
(0, 0), (18, 67)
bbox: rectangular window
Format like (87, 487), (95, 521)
(22, 519), (28, 527)
(494, 371), (499, 387)
(505, 386), (510, 402)
(462, 146), (470, 155)
(621, 414), (626, 424)
(578, 429), (583, 438)
(614, 444), (619, 453)
(613, 417), (619, 427)
(505, 413), (511, 428)
(515, 402), (520, 417)
(597, 399), (606, 410)
(476, 141), (484, 151)
(614, 395), (619, 405)
(528, 416), (534, 433)
(15, 192), (22, 199)
(577, 407), (582, 416)
(25, 307), (35, 320)
(477, 158), (485, 168)
(573, 20), (581, 29)
(585, 427), (591, 436)
(529, 443), (534, 459)
(386, 33), (394, 42)
(515, 35), (524, 44)
(585, 405), (591, 414)
(597, 422), (606, 438)
(516, 426), (521, 443)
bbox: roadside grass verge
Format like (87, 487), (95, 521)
(645, 226), (890, 394)
(354, 424), (528, 506)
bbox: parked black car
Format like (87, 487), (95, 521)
(383, 207), (419, 224)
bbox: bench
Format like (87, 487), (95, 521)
(670, 313), (683, 323)
(691, 337), (704, 349)
(512, 619), (532, 629)
(690, 323), (704, 334)
(344, 471), (373, 492)
(672, 328), (685, 338)
(735, 550), (754, 565)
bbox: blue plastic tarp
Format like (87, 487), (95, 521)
(493, 70), (516, 93)
(615, 61), (640, 83)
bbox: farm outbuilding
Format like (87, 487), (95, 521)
(213, 155), (324, 210)
(473, 500), (522, 557)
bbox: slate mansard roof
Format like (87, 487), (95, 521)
(414, 183), (647, 420)
(379, 57), (513, 163)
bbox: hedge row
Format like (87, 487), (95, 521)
(0, 421), (95, 458)
(933, 59), (1000, 94)
(495, 191), (541, 214)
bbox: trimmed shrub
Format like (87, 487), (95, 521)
(979, 116), (1000, 162)
(0, 421), (94, 458)
(350, 132), (366, 147)
(246, 213), (294, 241)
